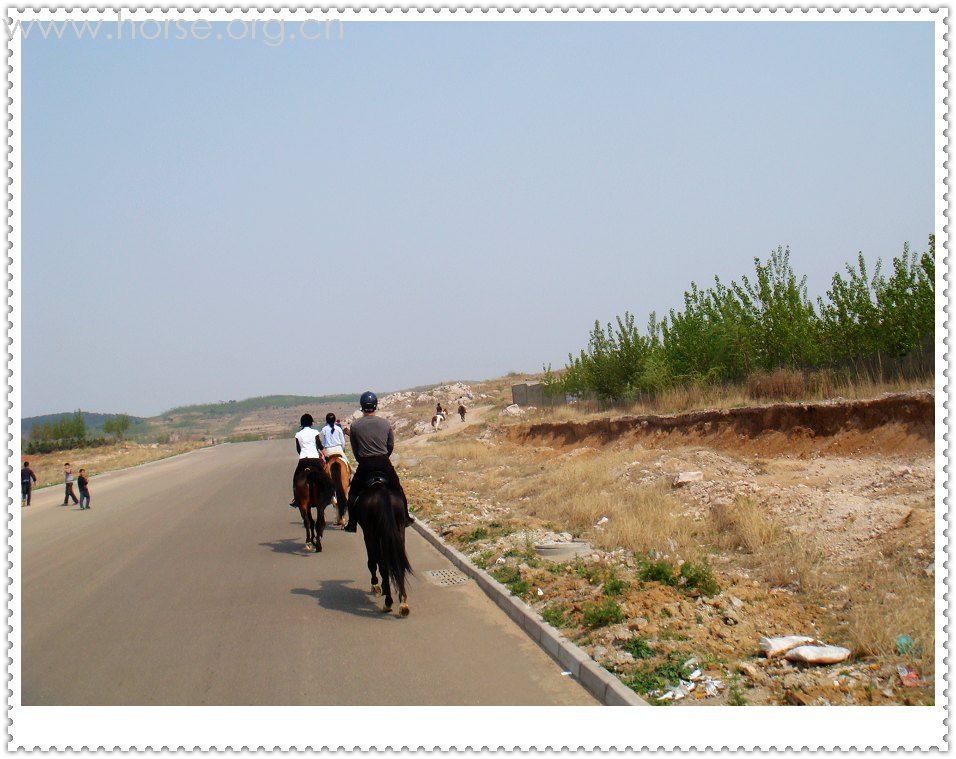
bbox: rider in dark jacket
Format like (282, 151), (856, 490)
(344, 391), (413, 533)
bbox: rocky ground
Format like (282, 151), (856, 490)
(384, 383), (936, 706)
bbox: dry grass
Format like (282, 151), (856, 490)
(747, 369), (807, 400)
(517, 373), (932, 425)
(711, 497), (781, 552)
(26, 440), (208, 488)
(842, 570), (934, 674)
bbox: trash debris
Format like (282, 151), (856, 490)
(897, 665), (921, 688)
(495, 557), (507, 565)
(595, 516), (609, 528)
(673, 471), (704, 487)
(536, 587), (544, 597)
(896, 634), (915, 655)
(759, 635), (816, 658)
(648, 673), (723, 702)
(924, 562), (935, 577)
(560, 670), (573, 677)
(784, 645), (851, 665)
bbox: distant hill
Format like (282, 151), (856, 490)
(21, 411), (144, 436)
(162, 394), (357, 418)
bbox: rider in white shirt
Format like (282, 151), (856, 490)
(290, 413), (324, 507)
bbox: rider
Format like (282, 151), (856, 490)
(289, 413), (324, 507)
(343, 391), (413, 533)
(320, 412), (347, 462)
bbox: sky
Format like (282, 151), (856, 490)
(22, 20), (936, 417)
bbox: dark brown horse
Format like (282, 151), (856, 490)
(357, 478), (412, 615)
(293, 460), (334, 552)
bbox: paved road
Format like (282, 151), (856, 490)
(21, 440), (595, 705)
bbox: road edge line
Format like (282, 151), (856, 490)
(410, 518), (647, 706)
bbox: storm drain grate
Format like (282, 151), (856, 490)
(423, 568), (471, 587)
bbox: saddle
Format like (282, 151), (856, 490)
(365, 472), (391, 488)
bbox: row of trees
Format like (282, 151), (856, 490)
(29, 411), (86, 442)
(549, 237), (935, 401)
(26, 411), (133, 454)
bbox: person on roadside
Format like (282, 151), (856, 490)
(77, 468), (91, 510)
(343, 391), (412, 533)
(63, 463), (79, 506)
(20, 461), (36, 507)
(289, 414), (325, 507)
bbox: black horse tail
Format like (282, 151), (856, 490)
(367, 485), (412, 595)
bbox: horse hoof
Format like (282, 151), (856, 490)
(382, 604), (392, 613)
(399, 603), (409, 617)
(304, 544), (312, 552)
(371, 584), (381, 596)
(315, 544), (322, 552)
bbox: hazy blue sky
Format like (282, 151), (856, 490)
(23, 20), (935, 417)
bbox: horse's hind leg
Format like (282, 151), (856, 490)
(380, 561), (393, 613)
(398, 524), (409, 617)
(313, 504), (324, 552)
(364, 529), (380, 594)
(298, 505), (313, 551)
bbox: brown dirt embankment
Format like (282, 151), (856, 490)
(508, 391), (934, 456)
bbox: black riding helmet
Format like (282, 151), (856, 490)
(300, 413), (314, 427)
(360, 391), (378, 412)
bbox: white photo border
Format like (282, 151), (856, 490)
(5, 6), (949, 750)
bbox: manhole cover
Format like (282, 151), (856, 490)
(423, 568), (470, 587)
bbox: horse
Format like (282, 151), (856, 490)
(458, 404), (466, 422)
(293, 460), (335, 552)
(431, 412), (445, 431)
(326, 454), (351, 527)
(357, 478), (412, 616)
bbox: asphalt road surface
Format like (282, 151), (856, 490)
(21, 440), (595, 705)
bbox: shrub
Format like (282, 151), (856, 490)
(581, 599), (624, 628)
(679, 561), (720, 596)
(622, 636), (655, 660)
(464, 527), (489, 542)
(603, 577), (630, 597)
(639, 559), (677, 586)
(542, 604), (570, 628)
(492, 565), (530, 597)
(623, 651), (692, 699)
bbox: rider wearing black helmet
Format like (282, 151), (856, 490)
(343, 391), (413, 533)
(289, 413), (324, 507)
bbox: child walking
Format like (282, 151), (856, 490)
(77, 469), (91, 510)
(63, 463), (79, 506)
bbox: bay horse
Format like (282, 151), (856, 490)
(326, 454), (350, 527)
(293, 460), (334, 552)
(357, 478), (412, 615)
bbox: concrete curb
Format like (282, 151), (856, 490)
(411, 518), (647, 706)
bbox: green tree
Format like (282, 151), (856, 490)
(103, 414), (131, 439)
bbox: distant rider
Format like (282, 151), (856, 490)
(343, 391), (413, 533)
(289, 414), (325, 507)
